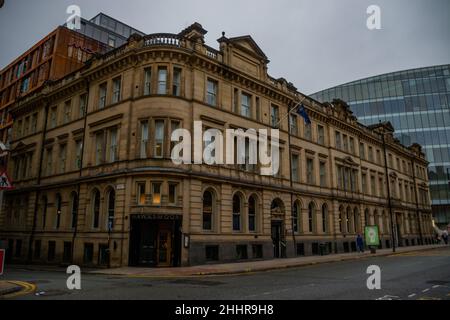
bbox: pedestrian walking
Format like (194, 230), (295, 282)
(442, 231), (448, 245)
(356, 234), (364, 253)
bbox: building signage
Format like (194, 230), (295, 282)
(131, 214), (182, 221)
(365, 225), (380, 246)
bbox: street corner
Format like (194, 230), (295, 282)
(0, 280), (36, 299)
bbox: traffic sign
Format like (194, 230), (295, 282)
(0, 171), (13, 190)
(0, 249), (5, 275)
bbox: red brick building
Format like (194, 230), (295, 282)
(0, 26), (110, 143)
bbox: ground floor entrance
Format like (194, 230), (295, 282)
(271, 220), (285, 258)
(129, 215), (182, 267)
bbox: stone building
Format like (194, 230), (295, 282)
(0, 23), (434, 268)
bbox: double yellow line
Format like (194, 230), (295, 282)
(1, 281), (36, 299)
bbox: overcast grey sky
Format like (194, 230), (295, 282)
(0, 0), (449, 94)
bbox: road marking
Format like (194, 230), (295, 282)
(422, 288), (430, 293)
(432, 285), (440, 289)
(376, 295), (400, 300)
(408, 294), (416, 298)
(1, 281), (36, 299)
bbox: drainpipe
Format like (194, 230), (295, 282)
(411, 158), (424, 245)
(71, 80), (90, 264)
(27, 100), (50, 263)
(380, 129), (396, 253)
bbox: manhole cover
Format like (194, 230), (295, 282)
(170, 279), (224, 287)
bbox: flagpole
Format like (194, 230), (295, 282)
(276, 94), (309, 128)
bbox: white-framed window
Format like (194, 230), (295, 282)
(173, 67), (181, 96)
(112, 77), (121, 104)
(98, 83), (107, 109)
(154, 120), (164, 158)
(144, 68), (152, 95)
(241, 93), (251, 118)
(157, 67), (167, 94)
(206, 79), (218, 106)
(109, 128), (118, 162)
(140, 121), (149, 159)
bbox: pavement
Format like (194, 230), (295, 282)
(90, 244), (445, 277)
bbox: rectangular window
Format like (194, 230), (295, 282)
(75, 140), (82, 169)
(320, 161), (327, 187)
(63, 100), (71, 124)
(95, 132), (104, 165)
(157, 67), (167, 94)
(376, 150), (381, 164)
(317, 125), (325, 145)
(205, 246), (219, 261)
(140, 121), (149, 159)
(48, 241), (56, 262)
(343, 134), (349, 152)
(109, 128), (118, 162)
(144, 68), (152, 95)
(24, 117), (30, 136)
(79, 94), (87, 118)
(59, 144), (67, 173)
(46, 148), (53, 176)
(152, 183), (161, 205)
(172, 67), (181, 96)
(359, 143), (365, 159)
(335, 131), (342, 149)
(289, 114), (298, 135)
(362, 173), (367, 194)
(304, 123), (312, 140)
(98, 83), (107, 109)
(349, 137), (355, 154)
(50, 107), (57, 128)
(170, 121), (180, 156)
(31, 113), (38, 133)
(112, 77), (121, 103)
(370, 176), (376, 196)
(271, 105), (279, 127)
(307, 158), (314, 184)
(379, 178), (384, 197)
(137, 183), (146, 205)
(63, 242), (72, 264)
(169, 184), (177, 205)
(368, 146), (374, 162)
(206, 79), (218, 106)
(241, 93), (251, 118)
(83, 243), (93, 264)
(154, 120), (164, 158)
(291, 154), (299, 182)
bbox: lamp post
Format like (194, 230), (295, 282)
(380, 126), (396, 253)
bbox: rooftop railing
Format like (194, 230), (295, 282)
(143, 33), (181, 47)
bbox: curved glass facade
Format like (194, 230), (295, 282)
(311, 64), (450, 227)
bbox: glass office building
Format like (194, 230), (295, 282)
(66, 13), (145, 49)
(311, 64), (450, 227)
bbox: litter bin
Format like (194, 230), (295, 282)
(319, 243), (329, 256)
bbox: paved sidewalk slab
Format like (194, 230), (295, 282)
(90, 244), (446, 277)
(0, 281), (22, 296)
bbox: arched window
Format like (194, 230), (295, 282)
(92, 189), (101, 229)
(322, 204), (328, 233)
(308, 202), (315, 233)
(232, 194), (242, 232)
(365, 209), (370, 226)
(373, 210), (378, 231)
(70, 192), (78, 229)
(202, 190), (213, 231)
(107, 189), (116, 231)
(55, 194), (62, 229)
(248, 195), (257, 232)
(42, 196), (48, 229)
(292, 201), (300, 233)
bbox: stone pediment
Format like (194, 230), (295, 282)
(226, 35), (269, 63)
